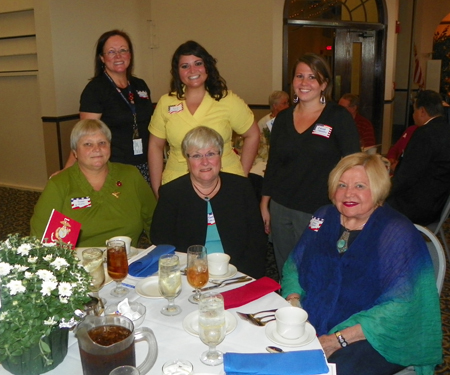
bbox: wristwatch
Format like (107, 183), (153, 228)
(335, 331), (348, 348)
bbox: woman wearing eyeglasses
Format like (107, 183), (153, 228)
(150, 126), (267, 278)
(56, 30), (154, 183)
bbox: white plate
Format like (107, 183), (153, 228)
(182, 310), (237, 337)
(208, 264), (237, 280)
(265, 321), (316, 347)
(135, 276), (162, 299)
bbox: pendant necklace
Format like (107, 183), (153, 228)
(192, 178), (220, 201)
(336, 217), (367, 253)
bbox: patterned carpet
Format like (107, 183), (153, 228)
(0, 186), (448, 373)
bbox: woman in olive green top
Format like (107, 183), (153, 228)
(31, 119), (156, 247)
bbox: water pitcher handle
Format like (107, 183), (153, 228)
(134, 327), (158, 375)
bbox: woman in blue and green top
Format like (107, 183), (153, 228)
(282, 153), (442, 375)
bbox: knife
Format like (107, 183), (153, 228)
(197, 277), (252, 292)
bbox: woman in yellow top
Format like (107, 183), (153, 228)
(148, 40), (260, 197)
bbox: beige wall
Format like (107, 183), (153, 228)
(1, 0), (446, 190)
(148, 0), (282, 103)
(0, 75), (46, 189)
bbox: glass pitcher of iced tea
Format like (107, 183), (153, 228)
(75, 315), (157, 375)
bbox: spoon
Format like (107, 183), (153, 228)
(266, 346), (284, 353)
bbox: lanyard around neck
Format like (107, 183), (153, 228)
(104, 71), (139, 138)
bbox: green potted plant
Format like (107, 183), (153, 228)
(0, 234), (91, 375)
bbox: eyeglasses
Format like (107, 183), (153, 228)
(187, 151), (220, 160)
(103, 49), (130, 58)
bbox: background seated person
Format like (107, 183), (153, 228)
(31, 119), (156, 247)
(257, 90), (290, 132)
(387, 89), (450, 225)
(150, 126), (267, 278)
(386, 124), (418, 173)
(282, 153), (442, 375)
(339, 93), (376, 150)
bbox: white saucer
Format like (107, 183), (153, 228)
(208, 264), (237, 280)
(265, 321), (316, 347)
(135, 276), (162, 299)
(182, 310), (237, 337)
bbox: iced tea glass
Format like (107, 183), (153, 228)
(106, 240), (129, 297)
(186, 245), (209, 304)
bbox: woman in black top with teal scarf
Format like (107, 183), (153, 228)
(151, 126), (267, 278)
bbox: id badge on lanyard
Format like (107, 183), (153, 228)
(132, 114), (143, 155)
(105, 71), (143, 155)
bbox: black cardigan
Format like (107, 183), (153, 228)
(388, 115), (450, 225)
(150, 172), (267, 278)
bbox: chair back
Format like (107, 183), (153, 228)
(414, 224), (446, 295)
(393, 225), (446, 375)
(427, 193), (450, 235)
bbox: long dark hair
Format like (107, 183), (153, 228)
(169, 40), (228, 101)
(292, 53), (332, 102)
(93, 29), (134, 79)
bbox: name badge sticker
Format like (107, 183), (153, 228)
(309, 216), (324, 232)
(71, 197), (91, 209)
(312, 124), (332, 138)
(168, 103), (183, 114)
(137, 90), (149, 99)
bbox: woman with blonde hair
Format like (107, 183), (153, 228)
(282, 153), (442, 375)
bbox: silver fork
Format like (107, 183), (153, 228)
(209, 276), (249, 285)
(196, 277), (252, 292)
(236, 309), (278, 326)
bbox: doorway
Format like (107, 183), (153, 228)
(283, 0), (387, 143)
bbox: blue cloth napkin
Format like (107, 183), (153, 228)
(224, 350), (329, 375)
(128, 244), (175, 277)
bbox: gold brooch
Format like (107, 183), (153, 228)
(112, 192), (121, 199)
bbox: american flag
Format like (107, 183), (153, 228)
(413, 44), (424, 88)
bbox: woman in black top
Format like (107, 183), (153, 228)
(261, 53), (360, 275)
(60, 30), (153, 183)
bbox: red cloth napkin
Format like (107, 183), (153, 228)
(221, 277), (281, 309)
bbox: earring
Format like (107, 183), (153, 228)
(320, 92), (326, 105)
(293, 95), (299, 104)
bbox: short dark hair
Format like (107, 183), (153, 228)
(169, 40), (228, 101)
(415, 90), (445, 117)
(93, 30), (134, 79)
(292, 53), (333, 102)
(340, 93), (360, 108)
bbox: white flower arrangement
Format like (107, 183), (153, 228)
(0, 234), (91, 364)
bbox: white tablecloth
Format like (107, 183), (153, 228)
(0, 251), (335, 375)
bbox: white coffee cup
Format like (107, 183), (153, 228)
(275, 306), (308, 340)
(106, 236), (132, 255)
(207, 253), (230, 276)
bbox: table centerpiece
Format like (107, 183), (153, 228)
(0, 234), (92, 375)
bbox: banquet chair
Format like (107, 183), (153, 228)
(426, 193), (450, 262)
(393, 224), (446, 375)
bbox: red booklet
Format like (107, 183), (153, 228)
(42, 209), (81, 247)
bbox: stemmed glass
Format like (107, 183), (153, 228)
(198, 292), (226, 366)
(106, 240), (129, 297)
(158, 254), (182, 316)
(82, 248), (106, 312)
(186, 245), (209, 304)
